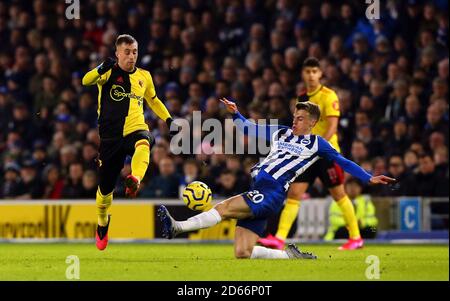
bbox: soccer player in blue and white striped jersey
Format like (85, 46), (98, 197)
(158, 98), (395, 259)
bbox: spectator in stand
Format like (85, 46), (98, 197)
(0, 162), (25, 199)
(141, 157), (180, 198)
(380, 155), (413, 196)
(424, 103), (449, 142)
(407, 153), (449, 196)
(434, 146), (449, 179)
(215, 169), (241, 197)
(42, 164), (65, 200)
(351, 139), (369, 164)
(80, 170), (98, 199)
(18, 159), (44, 199)
(387, 118), (411, 156)
(61, 162), (85, 199)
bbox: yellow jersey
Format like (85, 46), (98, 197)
(299, 85), (341, 153)
(82, 65), (171, 139)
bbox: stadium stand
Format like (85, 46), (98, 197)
(0, 0), (448, 200)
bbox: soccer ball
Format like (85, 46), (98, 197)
(182, 181), (213, 211)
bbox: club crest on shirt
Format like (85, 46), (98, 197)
(300, 138), (310, 145)
(138, 80), (144, 88)
(332, 100), (339, 111)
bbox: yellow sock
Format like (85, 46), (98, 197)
(131, 139), (150, 181)
(336, 196), (361, 239)
(275, 198), (301, 240)
(96, 187), (112, 226)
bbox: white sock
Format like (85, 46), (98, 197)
(250, 246), (289, 259)
(176, 208), (222, 232)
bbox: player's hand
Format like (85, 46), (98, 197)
(219, 97), (238, 114)
(97, 57), (116, 75)
(166, 117), (180, 137)
(369, 175), (396, 185)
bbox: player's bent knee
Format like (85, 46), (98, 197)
(214, 202), (230, 219)
(138, 131), (155, 150)
(329, 185), (346, 201)
(287, 190), (302, 200)
(287, 183), (307, 200)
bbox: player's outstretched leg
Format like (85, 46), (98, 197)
(249, 245), (317, 259)
(126, 139), (150, 197)
(236, 227), (317, 259)
(157, 204), (223, 239)
(285, 244), (318, 259)
(157, 205), (181, 239)
(158, 195), (251, 239)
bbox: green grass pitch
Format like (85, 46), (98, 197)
(0, 243), (447, 281)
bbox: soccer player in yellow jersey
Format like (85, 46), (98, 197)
(82, 34), (175, 250)
(258, 57), (364, 250)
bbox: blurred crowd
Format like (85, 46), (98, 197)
(0, 0), (448, 200)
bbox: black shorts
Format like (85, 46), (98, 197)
(293, 158), (344, 188)
(97, 130), (154, 195)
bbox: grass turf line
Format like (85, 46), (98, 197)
(0, 244), (447, 281)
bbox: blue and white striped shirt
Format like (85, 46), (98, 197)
(233, 112), (372, 191)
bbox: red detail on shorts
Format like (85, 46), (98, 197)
(333, 162), (345, 185)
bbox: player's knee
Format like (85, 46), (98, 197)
(234, 247), (252, 259)
(287, 183), (306, 199)
(214, 202), (231, 219)
(139, 132), (155, 150)
(287, 190), (302, 200)
(330, 185), (346, 201)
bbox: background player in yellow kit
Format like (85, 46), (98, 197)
(258, 57), (364, 250)
(82, 34), (176, 250)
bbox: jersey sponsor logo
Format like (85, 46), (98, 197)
(110, 84), (143, 102)
(275, 141), (305, 155)
(246, 190), (264, 204)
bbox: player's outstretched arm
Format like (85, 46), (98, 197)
(149, 96), (179, 137)
(143, 71), (177, 135)
(219, 97), (288, 141)
(317, 136), (396, 185)
(82, 57), (115, 86)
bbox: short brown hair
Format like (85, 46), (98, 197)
(115, 34), (137, 48)
(302, 57), (321, 69)
(296, 101), (321, 121)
